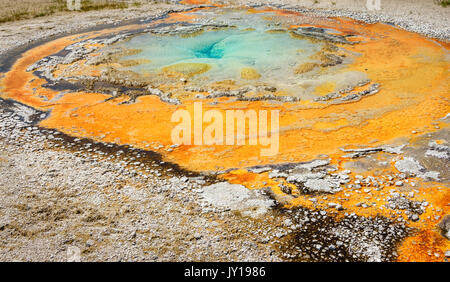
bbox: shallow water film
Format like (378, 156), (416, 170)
(0, 5), (449, 262)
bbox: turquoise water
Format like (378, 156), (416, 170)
(118, 23), (321, 84)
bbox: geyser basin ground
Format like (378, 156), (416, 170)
(0, 5), (449, 262)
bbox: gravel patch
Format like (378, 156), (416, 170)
(0, 98), (286, 261)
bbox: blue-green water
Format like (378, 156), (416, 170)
(118, 25), (321, 84)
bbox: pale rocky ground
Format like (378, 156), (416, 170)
(263, 0), (450, 40)
(0, 0), (448, 262)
